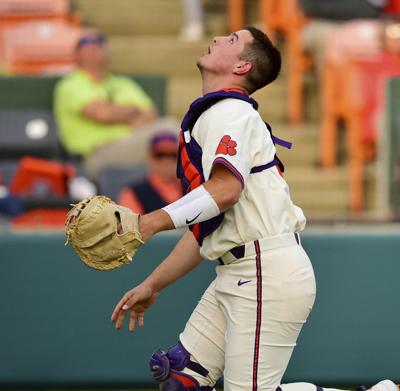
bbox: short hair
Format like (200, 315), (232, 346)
(240, 26), (281, 94)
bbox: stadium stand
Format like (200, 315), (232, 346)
(228, 0), (400, 128)
(321, 55), (400, 211)
(0, 74), (166, 115)
(7, 156), (75, 228)
(0, 160), (18, 187)
(0, 76), (65, 217)
(0, 109), (60, 159)
(0, 74), (166, 227)
(0, 0), (396, 221)
(0, 76), (70, 161)
(2, 20), (85, 75)
(384, 77), (400, 216)
(227, 0), (400, 213)
(260, 0), (311, 124)
(0, 0), (71, 35)
(228, 0), (310, 124)
(0, 0), (69, 18)
(318, 14), (400, 211)
(98, 165), (148, 201)
(0, 0), (80, 72)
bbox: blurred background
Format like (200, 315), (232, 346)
(1, 0), (400, 390)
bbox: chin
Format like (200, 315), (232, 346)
(196, 56), (205, 69)
(197, 57), (214, 73)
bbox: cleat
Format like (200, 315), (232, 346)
(367, 380), (399, 391)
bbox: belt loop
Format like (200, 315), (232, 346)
(229, 244), (245, 259)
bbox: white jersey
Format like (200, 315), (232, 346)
(191, 98), (306, 260)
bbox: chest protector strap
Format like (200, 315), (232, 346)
(177, 89), (291, 246)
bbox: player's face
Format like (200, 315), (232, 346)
(197, 29), (253, 74)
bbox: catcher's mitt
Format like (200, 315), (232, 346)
(65, 195), (144, 270)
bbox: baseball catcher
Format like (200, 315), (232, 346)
(65, 195), (144, 270)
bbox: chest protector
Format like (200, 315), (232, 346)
(177, 89), (292, 246)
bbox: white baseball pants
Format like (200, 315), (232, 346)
(179, 238), (316, 391)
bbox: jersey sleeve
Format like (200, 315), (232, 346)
(201, 100), (264, 187)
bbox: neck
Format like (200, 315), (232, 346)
(80, 66), (106, 82)
(200, 72), (248, 95)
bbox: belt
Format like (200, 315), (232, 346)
(217, 233), (300, 265)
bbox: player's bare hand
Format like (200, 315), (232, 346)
(111, 282), (159, 332)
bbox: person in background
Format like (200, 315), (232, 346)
(118, 132), (182, 214)
(327, 17), (400, 65)
(180, 0), (204, 41)
(54, 33), (177, 180)
(300, 0), (388, 75)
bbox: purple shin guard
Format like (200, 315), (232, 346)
(149, 342), (212, 391)
(149, 349), (170, 382)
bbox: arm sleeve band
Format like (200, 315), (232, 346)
(162, 185), (220, 228)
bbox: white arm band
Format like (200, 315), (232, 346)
(162, 185), (220, 228)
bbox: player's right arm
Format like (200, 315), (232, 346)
(111, 230), (202, 331)
(144, 230), (202, 292)
(137, 163), (242, 242)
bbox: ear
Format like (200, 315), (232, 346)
(233, 61), (252, 76)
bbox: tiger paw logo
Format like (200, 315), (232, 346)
(216, 135), (237, 156)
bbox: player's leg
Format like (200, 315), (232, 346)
(367, 380), (399, 391)
(279, 380), (399, 391)
(216, 242), (316, 391)
(279, 384), (348, 391)
(149, 278), (226, 390)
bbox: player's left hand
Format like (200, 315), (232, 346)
(111, 282), (159, 332)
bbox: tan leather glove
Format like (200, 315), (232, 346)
(65, 196), (144, 271)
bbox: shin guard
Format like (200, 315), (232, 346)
(149, 342), (212, 391)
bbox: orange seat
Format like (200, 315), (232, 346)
(320, 53), (400, 211)
(10, 156), (75, 197)
(0, 0), (80, 69)
(261, 0), (311, 124)
(9, 155), (75, 229)
(0, 0), (69, 41)
(0, 0), (79, 29)
(0, 0), (68, 16)
(227, 0), (310, 123)
(227, 0), (245, 33)
(2, 20), (85, 75)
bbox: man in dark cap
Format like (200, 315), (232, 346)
(118, 132), (182, 214)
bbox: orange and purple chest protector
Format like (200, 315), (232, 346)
(177, 89), (292, 246)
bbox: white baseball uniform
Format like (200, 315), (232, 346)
(178, 97), (317, 391)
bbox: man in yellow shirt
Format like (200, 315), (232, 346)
(54, 33), (176, 179)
